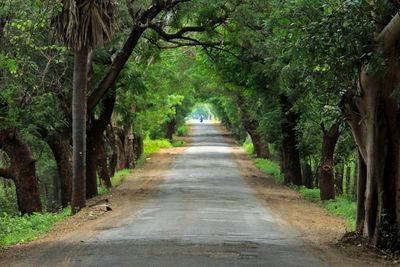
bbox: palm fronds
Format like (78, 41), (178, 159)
(53, 0), (119, 51)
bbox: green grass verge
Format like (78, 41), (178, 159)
(143, 139), (172, 157)
(253, 158), (284, 185)
(0, 208), (71, 246)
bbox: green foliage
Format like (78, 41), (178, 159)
(176, 125), (189, 137)
(243, 138), (254, 155)
(172, 140), (186, 147)
(0, 208), (70, 246)
(143, 139), (172, 158)
(253, 159), (284, 185)
(0, 185), (18, 216)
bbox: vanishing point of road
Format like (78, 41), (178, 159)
(13, 123), (327, 266)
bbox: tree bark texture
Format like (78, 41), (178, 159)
(0, 129), (42, 214)
(335, 165), (344, 195)
(279, 95), (302, 186)
(71, 47), (89, 212)
(344, 50), (400, 248)
(302, 163), (313, 188)
(319, 123), (340, 201)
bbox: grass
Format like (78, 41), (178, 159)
(0, 208), (70, 246)
(253, 158), (285, 185)
(143, 139), (172, 157)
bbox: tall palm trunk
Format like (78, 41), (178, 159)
(71, 47), (89, 212)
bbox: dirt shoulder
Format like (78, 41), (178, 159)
(215, 124), (397, 267)
(0, 144), (188, 263)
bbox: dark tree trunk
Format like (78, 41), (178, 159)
(0, 129), (42, 214)
(134, 135), (143, 161)
(45, 133), (72, 207)
(97, 137), (112, 188)
(302, 163), (313, 189)
(165, 118), (176, 141)
(345, 166), (351, 195)
(319, 123), (341, 201)
(71, 47), (89, 212)
(237, 95), (270, 159)
(335, 165), (344, 195)
(86, 88), (116, 197)
(279, 95), (302, 186)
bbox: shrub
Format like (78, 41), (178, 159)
(176, 125), (189, 136)
(0, 208), (70, 246)
(172, 140), (186, 147)
(143, 139), (172, 157)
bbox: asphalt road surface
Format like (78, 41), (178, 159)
(25, 123), (328, 267)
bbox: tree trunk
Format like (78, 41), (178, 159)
(236, 95), (270, 159)
(165, 118), (176, 141)
(279, 95), (302, 186)
(344, 57), (400, 248)
(0, 129), (42, 214)
(86, 88), (116, 196)
(45, 133), (72, 207)
(302, 163), (313, 189)
(97, 137), (112, 188)
(345, 166), (351, 195)
(319, 123), (340, 201)
(335, 165), (344, 195)
(71, 47), (89, 212)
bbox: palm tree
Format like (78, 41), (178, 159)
(53, 0), (118, 212)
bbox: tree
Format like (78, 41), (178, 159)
(53, 0), (118, 212)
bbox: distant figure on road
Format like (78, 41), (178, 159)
(200, 116), (203, 123)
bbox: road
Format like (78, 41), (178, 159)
(19, 123), (327, 266)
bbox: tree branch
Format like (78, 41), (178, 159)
(0, 168), (14, 180)
(376, 11), (400, 52)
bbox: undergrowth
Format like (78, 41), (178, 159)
(0, 208), (70, 246)
(176, 125), (189, 136)
(98, 169), (130, 195)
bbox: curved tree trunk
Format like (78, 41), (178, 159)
(86, 88), (116, 197)
(0, 129), (42, 214)
(46, 133), (72, 207)
(236, 95), (270, 159)
(279, 95), (302, 186)
(71, 47), (89, 212)
(319, 123), (341, 200)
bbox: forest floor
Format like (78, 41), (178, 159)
(0, 124), (398, 266)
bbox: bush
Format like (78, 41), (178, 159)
(176, 125), (189, 136)
(0, 185), (18, 216)
(172, 140), (186, 147)
(0, 208), (70, 246)
(254, 159), (284, 184)
(143, 139), (172, 157)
